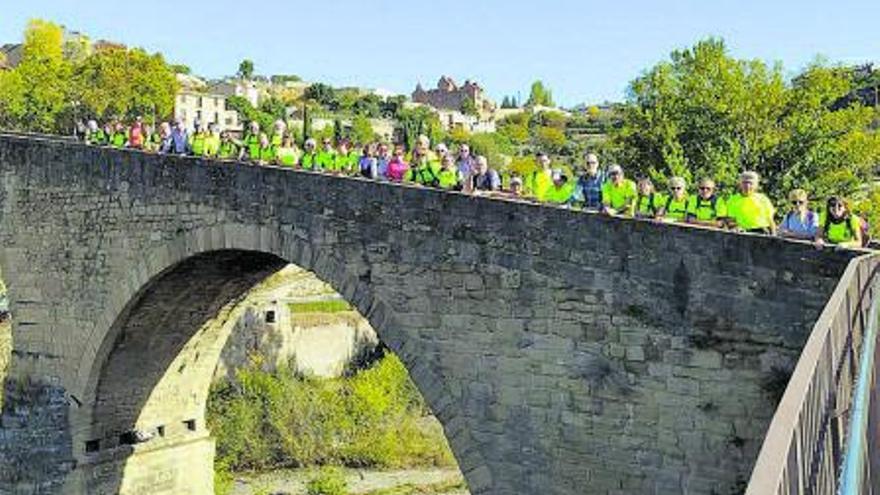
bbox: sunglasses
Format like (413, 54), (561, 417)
(699, 186), (713, 191)
(792, 200), (805, 205)
(829, 202), (844, 208)
(671, 186), (683, 190)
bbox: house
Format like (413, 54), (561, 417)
(174, 90), (242, 133)
(0, 44), (23, 68)
(207, 79), (260, 108)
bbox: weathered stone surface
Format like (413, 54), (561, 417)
(0, 134), (859, 494)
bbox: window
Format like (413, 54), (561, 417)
(265, 311), (276, 324)
(197, 96), (203, 107)
(184, 419), (197, 432)
(85, 439), (100, 453)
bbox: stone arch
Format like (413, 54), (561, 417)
(68, 225), (480, 494)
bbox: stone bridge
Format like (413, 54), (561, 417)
(0, 134), (860, 494)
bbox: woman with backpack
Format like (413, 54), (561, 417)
(779, 189), (819, 241)
(816, 196), (863, 248)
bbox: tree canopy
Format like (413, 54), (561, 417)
(526, 81), (554, 107)
(237, 59), (254, 80)
(611, 38), (880, 205)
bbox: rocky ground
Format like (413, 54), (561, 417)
(230, 467), (468, 495)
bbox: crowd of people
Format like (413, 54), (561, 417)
(83, 118), (872, 250)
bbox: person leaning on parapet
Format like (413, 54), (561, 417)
(128, 116), (145, 150)
(217, 130), (239, 160)
(409, 134), (436, 163)
(600, 164), (637, 216)
(299, 138), (318, 170)
(525, 152), (554, 201)
(456, 143), (477, 192)
(202, 123), (221, 157)
(567, 152), (605, 210)
(686, 178), (727, 228)
(778, 189), (818, 241)
(271, 120), (286, 151)
(436, 154), (463, 191)
(385, 145), (410, 182)
(375, 142), (391, 179)
(170, 121), (189, 154)
(405, 147), (441, 186)
(471, 155), (502, 194)
(276, 135), (299, 167)
(240, 121), (261, 161)
(815, 196), (863, 249)
(110, 122), (128, 148)
(315, 138), (337, 171)
(725, 171), (776, 235)
(634, 177), (662, 220)
(85, 120), (108, 146)
(657, 176), (689, 223)
(189, 120), (209, 157)
(255, 132), (276, 164)
(358, 142), (379, 179)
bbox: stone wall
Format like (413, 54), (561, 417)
(0, 134), (860, 494)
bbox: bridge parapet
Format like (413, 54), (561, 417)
(746, 253), (880, 494)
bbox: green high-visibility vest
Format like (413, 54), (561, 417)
(300, 153), (317, 169)
(218, 141), (238, 159)
(243, 134), (260, 160)
(190, 133), (207, 156)
(110, 132), (126, 148)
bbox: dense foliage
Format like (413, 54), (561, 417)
(207, 352), (455, 474)
(610, 38), (880, 206)
(0, 19), (179, 132)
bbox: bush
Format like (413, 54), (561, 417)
(306, 466), (349, 495)
(207, 353), (456, 473)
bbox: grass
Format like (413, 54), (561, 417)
(289, 299), (353, 314)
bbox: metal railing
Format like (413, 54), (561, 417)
(746, 253), (880, 495)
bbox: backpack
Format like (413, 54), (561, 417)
(635, 193), (658, 217)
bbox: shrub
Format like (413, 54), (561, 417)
(306, 466), (349, 495)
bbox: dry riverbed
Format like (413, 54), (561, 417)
(230, 467), (469, 495)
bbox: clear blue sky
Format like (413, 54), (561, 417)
(2, 0), (878, 106)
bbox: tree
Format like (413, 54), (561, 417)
(259, 96), (288, 120)
(0, 70), (26, 128)
(72, 47), (178, 122)
(237, 59), (254, 80)
(460, 98), (479, 116)
(527, 80), (554, 107)
(15, 19), (71, 132)
(501, 95), (518, 109)
(169, 64), (191, 75)
(350, 114), (374, 144)
(304, 83), (337, 108)
(353, 94), (382, 118)
(611, 38), (880, 204)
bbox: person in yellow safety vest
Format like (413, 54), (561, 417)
(188, 120), (209, 157)
(686, 178), (727, 228)
(816, 196), (863, 248)
(217, 131), (240, 160)
(525, 152), (554, 201)
(435, 154), (463, 190)
(276, 136), (300, 167)
(408, 134), (437, 163)
(657, 176), (689, 223)
(634, 177), (663, 219)
(299, 138), (319, 170)
(332, 140), (358, 175)
(110, 122), (128, 148)
(726, 170), (776, 234)
(271, 120), (286, 151)
(545, 169), (576, 204)
(405, 148), (442, 186)
(315, 138), (336, 171)
(202, 123), (221, 157)
(255, 133), (276, 164)
(601, 164), (637, 216)
(240, 121), (261, 161)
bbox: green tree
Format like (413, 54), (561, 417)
(460, 98), (478, 116)
(352, 94), (382, 118)
(237, 59), (254, 79)
(15, 19), (71, 132)
(304, 83), (337, 108)
(169, 64), (191, 75)
(72, 47), (178, 122)
(527, 80), (554, 107)
(350, 114), (374, 144)
(259, 96), (288, 120)
(0, 70), (26, 128)
(612, 38), (880, 202)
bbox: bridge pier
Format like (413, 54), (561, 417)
(73, 434), (214, 495)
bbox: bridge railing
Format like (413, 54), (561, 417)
(746, 252), (880, 495)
